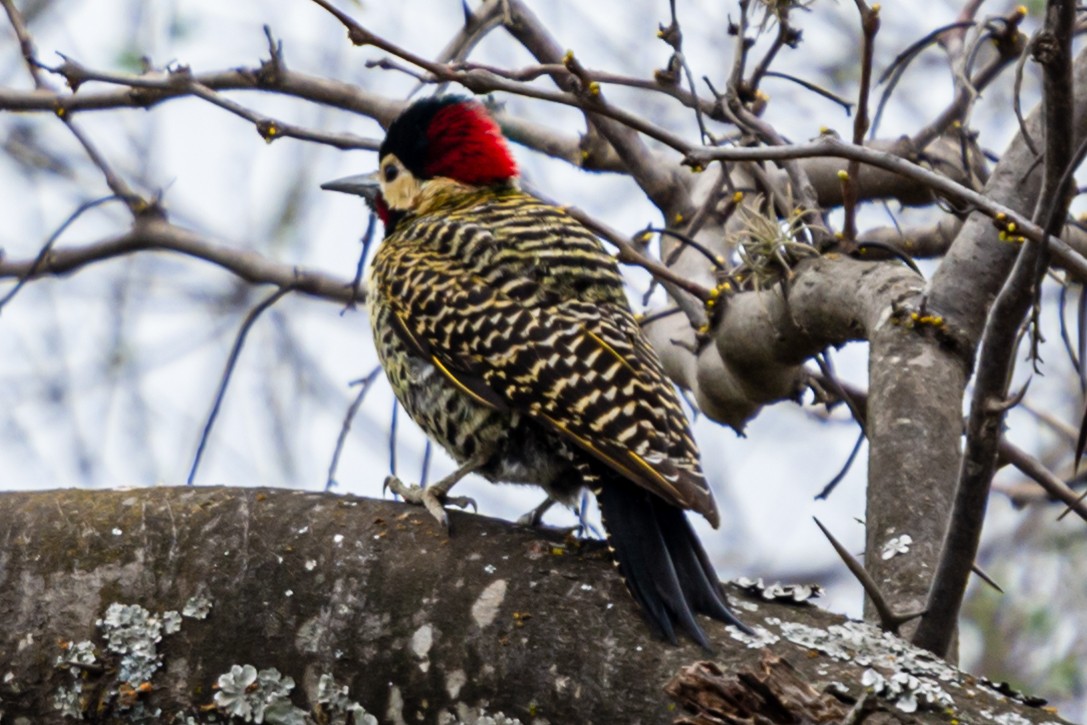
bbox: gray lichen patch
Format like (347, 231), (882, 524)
(98, 603), (170, 686)
(767, 616), (986, 714)
(470, 579), (507, 629)
(182, 594), (213, 620)
(733, 577), (823, 603)
(53, 599), (203, 720)
(213, 665), (309, 724)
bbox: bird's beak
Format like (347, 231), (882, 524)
(321, 171), (382, 205)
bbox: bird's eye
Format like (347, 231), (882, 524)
(384, 165), (399, 182)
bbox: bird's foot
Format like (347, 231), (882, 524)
(383, 475), (477, 529)
(516, 496), (582, 536)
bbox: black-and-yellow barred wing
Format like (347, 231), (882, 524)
(371, 210), (720, 527)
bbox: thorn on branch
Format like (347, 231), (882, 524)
(984, 379), (1030, 414)
(812, 517), (925, 634)
(970, 562), (1004, 594)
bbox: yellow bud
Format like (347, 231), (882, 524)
(1015, 5), (1027, 17)
(562, 50), (575, 65)
(732, 191), (744, 203)
(673, 213), (684, 224)
(837, 169), (849, 181)
(55, 106), (66, 118)
(690, 164), (704, 173)
(588, 81), (601, 96)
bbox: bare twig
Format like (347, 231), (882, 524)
(996, 442), (1087, 522)
(910, 8), (1027, 151)
(342, 211), (378, 313)
(187, 285), (296, 485)
(326, 367), (383, 491)
(814, 429), (866, 501)
(55, 114), (150, 214)
(0, 218), (359, 304)
(0, 195), (119, 313)
(0, 0), (48, 89)
(840, 1), (880, 244)
(388, 398), (400, 479)
(686, 137), (1087, 280)
(872, 21), (975, 138)
(555, 205), (713, 303)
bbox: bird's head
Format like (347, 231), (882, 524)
(322, 96), (518, 224)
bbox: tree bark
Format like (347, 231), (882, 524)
(0, 487), (1069, 724)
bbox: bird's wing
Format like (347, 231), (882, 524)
(373, 220), (719, 526)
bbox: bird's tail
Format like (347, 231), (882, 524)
(596, 477), (749, 650)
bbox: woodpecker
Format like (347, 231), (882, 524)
(323, 96), (746, 648)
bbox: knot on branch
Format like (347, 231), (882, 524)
(1031, 30), (1062, 67)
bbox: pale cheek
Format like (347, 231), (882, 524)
(383, 176), (420, 210)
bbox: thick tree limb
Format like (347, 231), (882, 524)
(644, 254), (923, 430)
(0, 487), (1069, 724)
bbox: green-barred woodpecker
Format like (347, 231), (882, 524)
(323, 95), (747, 648)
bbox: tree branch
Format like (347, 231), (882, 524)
(913, 0), (1079, 657)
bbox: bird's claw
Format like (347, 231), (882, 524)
(516, 496), (555, 528)
(382, 475), (475, 529)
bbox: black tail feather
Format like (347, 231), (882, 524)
(596, 478), (748, 650)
